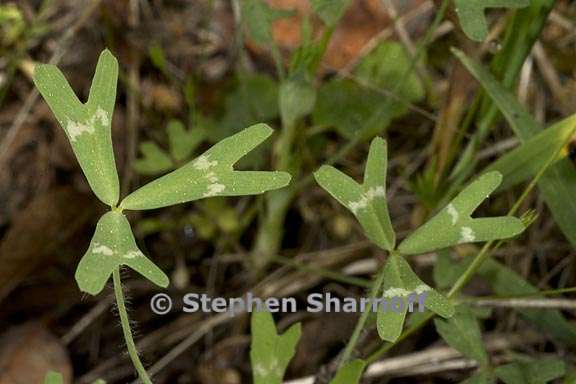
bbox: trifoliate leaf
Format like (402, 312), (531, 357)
(75, 211), (169, 295)
(120, 124), (291, 210)
(314, 137), (395, 251)
(250, 311), (301, 384)
(434, 306), (489, 366)
(330, 360), (366, 384)
(377, 254), (454, 342)
(33, 49), (120, 206)
(454, 0), (530, 41)
(398, 172), (525, 255)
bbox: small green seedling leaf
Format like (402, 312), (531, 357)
(330, 360), (366, 384)
(314, 137), (395, 251)
(454, 0), (530, 41)
(250, 311), (301, 384)
(398, 172), (525, 255)
(494, 358), (565, 384)
(167, 119), (204, 162)
(133, 141), (173, 175)
(44, 372), (63, 384)
(120, 124), (291, 210)
(310, 0), (351, 26)
(377, 254), (454, 342)
(434, 305), (489, 366)
(75, 211), (169, 295)
(33, 49), (120, 206)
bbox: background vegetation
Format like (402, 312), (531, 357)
(0, 0), (575, 383)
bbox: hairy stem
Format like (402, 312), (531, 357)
(113, 268), (153, 384)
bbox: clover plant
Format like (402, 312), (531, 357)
(34, 49), (291, 383)
(311, 137), (525, 380)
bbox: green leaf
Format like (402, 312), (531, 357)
(33, 49), (120, 206)
(314, 41), (424, 139)
(216, 73), (279, 141)
(288, 16), (326, 76)
(148, 41), (169, 77)
(241, 0), (294, 45)
(133, 141), (173, 175)
(121, 124), (291, 210)
(44, 372), (105, 384)
(330, 360), (366, 384)
(484, 114), (576, 190)
(454, 48), (576, 250)
(434, 306), (489, 366)
(479, 259), (576, 346)
(377, 254), (454, 342)
(461, 371), (496, 384)
(250, 311), (301, 384)
(451, 48), (540, 139)
(314, 137), (395, 250)
(398, 172), (525, 255)
(454, 0), (530, 41)
(167, 119), (204, 162)
(279, 75), (316, 128)
(313, 79), (388, 139)
(310, 0), (351, 26)
(355, 41), (425, 111)
(433, 249), (468, 290)
(44, 372), (63, 384)
(75, 211), (169, 295)
(494, 358), (565, 384)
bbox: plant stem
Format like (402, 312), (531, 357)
(113, 268), (153, 384)
(338, 258), (388, 368)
